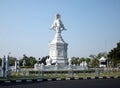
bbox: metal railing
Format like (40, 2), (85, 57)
(9, 68), (120, 79)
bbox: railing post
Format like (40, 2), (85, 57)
(40, 64), (44, 78)
(68, 64), (73, 78)
(95, 68), (100, 77)
(55, 63), (58, 78)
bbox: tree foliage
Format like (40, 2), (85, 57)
(19, 54), (37, 66)
(19, 54), (49, 66)
(86, 58), (91, 65)
(90, 58), (99, 68)
(29, 56), (37, 66)
(107, 42), (120, 67)
(0, 58), (2, 66)
(71, 57), (91, 66)
(89, 52), (107, 68)
(71, 57), (79, 65)
(9, 56), (17, 66)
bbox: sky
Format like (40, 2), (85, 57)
(0, 0), (120, 59)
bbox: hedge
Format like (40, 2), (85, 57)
(29, 70), (95, 74)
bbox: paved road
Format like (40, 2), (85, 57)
(0, 79), (120, 88)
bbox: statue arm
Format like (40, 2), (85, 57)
(60, 20), (67, 31)
(50, 20), (56, 30)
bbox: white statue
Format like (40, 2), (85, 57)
(22, 60), (26, 66)
(46, 59), (52, 65)
(80, 61), (88, 70)
(51, 13), (66, 33)
(68, 58), (71, 65)
(49, 13), (68, 66)
(34, 63), (39, 70)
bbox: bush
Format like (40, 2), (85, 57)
(29, 70), (95, 74)
(20, 66), (34, 68)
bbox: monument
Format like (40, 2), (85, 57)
(49, 14), (68, 65)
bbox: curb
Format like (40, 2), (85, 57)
(0, 76), (120, 84)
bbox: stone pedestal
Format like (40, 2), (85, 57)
(49, 33), (68, 65)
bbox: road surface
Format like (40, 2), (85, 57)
(0, 78), (120, 88)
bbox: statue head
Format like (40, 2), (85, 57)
(56, 13), (61, 20)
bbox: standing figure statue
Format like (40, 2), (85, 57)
(22, 59), (26, 66)
(51, 13), (66, 33)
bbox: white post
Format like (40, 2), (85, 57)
(1, 56), (6, 77)
(15, 60), (17, 72)
(17, 60), (20, 72)
(5, 54), (10, 79)
(5, 56), (9, 78)
(40, 63), (44, 78)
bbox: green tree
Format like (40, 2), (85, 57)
(0, 58), (2, 66)
(86, 58), (91, 66)
(89, 54), (96, 59)
(78, 58), (83, 65)
(90, 58), (99, 68)
(9, 56), (17, 66)
(96, 52), (107, 59)
(20, 54), (37, 66)
(107, 42), (120, 67)
(71, 57), (79, 65)
(89, 54), (99, 67)
(19, 54), (29, 66)
(81, 57), (85, 61)
(22, 54), (30, 66)
(29, 56), (37, 66)
(71, 57), (91, 65)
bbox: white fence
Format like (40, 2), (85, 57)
(34, 65), (88, 71)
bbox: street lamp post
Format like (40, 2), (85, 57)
(5, 52), (11, 79)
